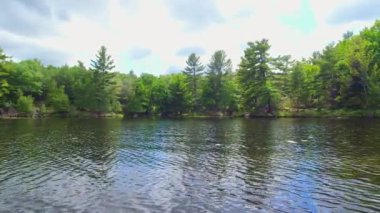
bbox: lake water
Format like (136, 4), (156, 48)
(0, 118), (379, 212)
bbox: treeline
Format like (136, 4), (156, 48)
(0, 21), (379, 117)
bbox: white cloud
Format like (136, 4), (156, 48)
(0, 0), (378, 75)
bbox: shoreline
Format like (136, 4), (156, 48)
(1, 109), (380, 119)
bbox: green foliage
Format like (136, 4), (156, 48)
(153, 74), (191, 116)
(289, 61), (320, 108)
(362, 20), (380, 70)
(39, 104), (47, 114)
(89, 46), (120, 113)
(237, 39), (274, 113)
(114, 71), (137, 112)
(166, 74), (190, 114)
(125, 73), (155, 114)
(183, 53), (204, 110)
(1, 20), (380, 118)
(219, 73), (240, 113)
(8, 60), (44, 99)
(16, 95), (34, 114)
(272, 55), (294, 74)
(91, 46), (115, 73)
(202, 50), (232, 111)
(47, 84), (70, 112)
(0, 49), (11, 106)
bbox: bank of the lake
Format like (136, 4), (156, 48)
(267, 109), (380, 118)
(2, 108), (380, 119)
(3, 105), (380, 119)
(175, 109), (380, 118)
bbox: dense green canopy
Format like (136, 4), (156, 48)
(1, 21), (380, 117)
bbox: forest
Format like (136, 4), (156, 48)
(0, 20), (379, 118)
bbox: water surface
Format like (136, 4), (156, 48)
(0, 118), (379, 212)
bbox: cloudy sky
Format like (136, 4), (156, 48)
(0, 0), (379, 75)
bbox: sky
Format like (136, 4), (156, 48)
(0, 0), (379, 75)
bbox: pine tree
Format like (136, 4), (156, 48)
(237, 39), (274, 113)
(203, 50), (232, 111)
(89, 46), (119, 113)
(182, 53), (204, 110)
(0, 49), (10, 106)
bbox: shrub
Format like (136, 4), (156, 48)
(16, 95), (35, 114)
(47, 87), (70, 112)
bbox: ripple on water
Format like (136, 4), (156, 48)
(0, 118), (379, 212)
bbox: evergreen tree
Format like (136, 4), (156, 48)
(0, 49), (10, 106)
(203, 50), (232, 111)
(237, 39), (274, 113)
(89, 46), (119, 113)
(182, 53), (204, 110)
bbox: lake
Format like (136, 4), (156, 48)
(0, 118), (379, 212)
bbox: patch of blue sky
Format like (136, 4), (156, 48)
(280, 0), (317, 34)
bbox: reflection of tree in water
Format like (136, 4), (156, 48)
(2, 118), (380, 211)
(1, 119), (121, 172)
(264, 119), (380, 212)
(0, 119), (122, 210)
(172, 119), (229, 211)
(287, 119), (380, 180)
(236, 119), (276, 209)
(311, 119), (380, 210)
(63, 119), (121, 183)
(172, 119), (274, 211)
(324, 119), (380, 182)
(182, 119), (234, 173)
(265, 119), (324, 211)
